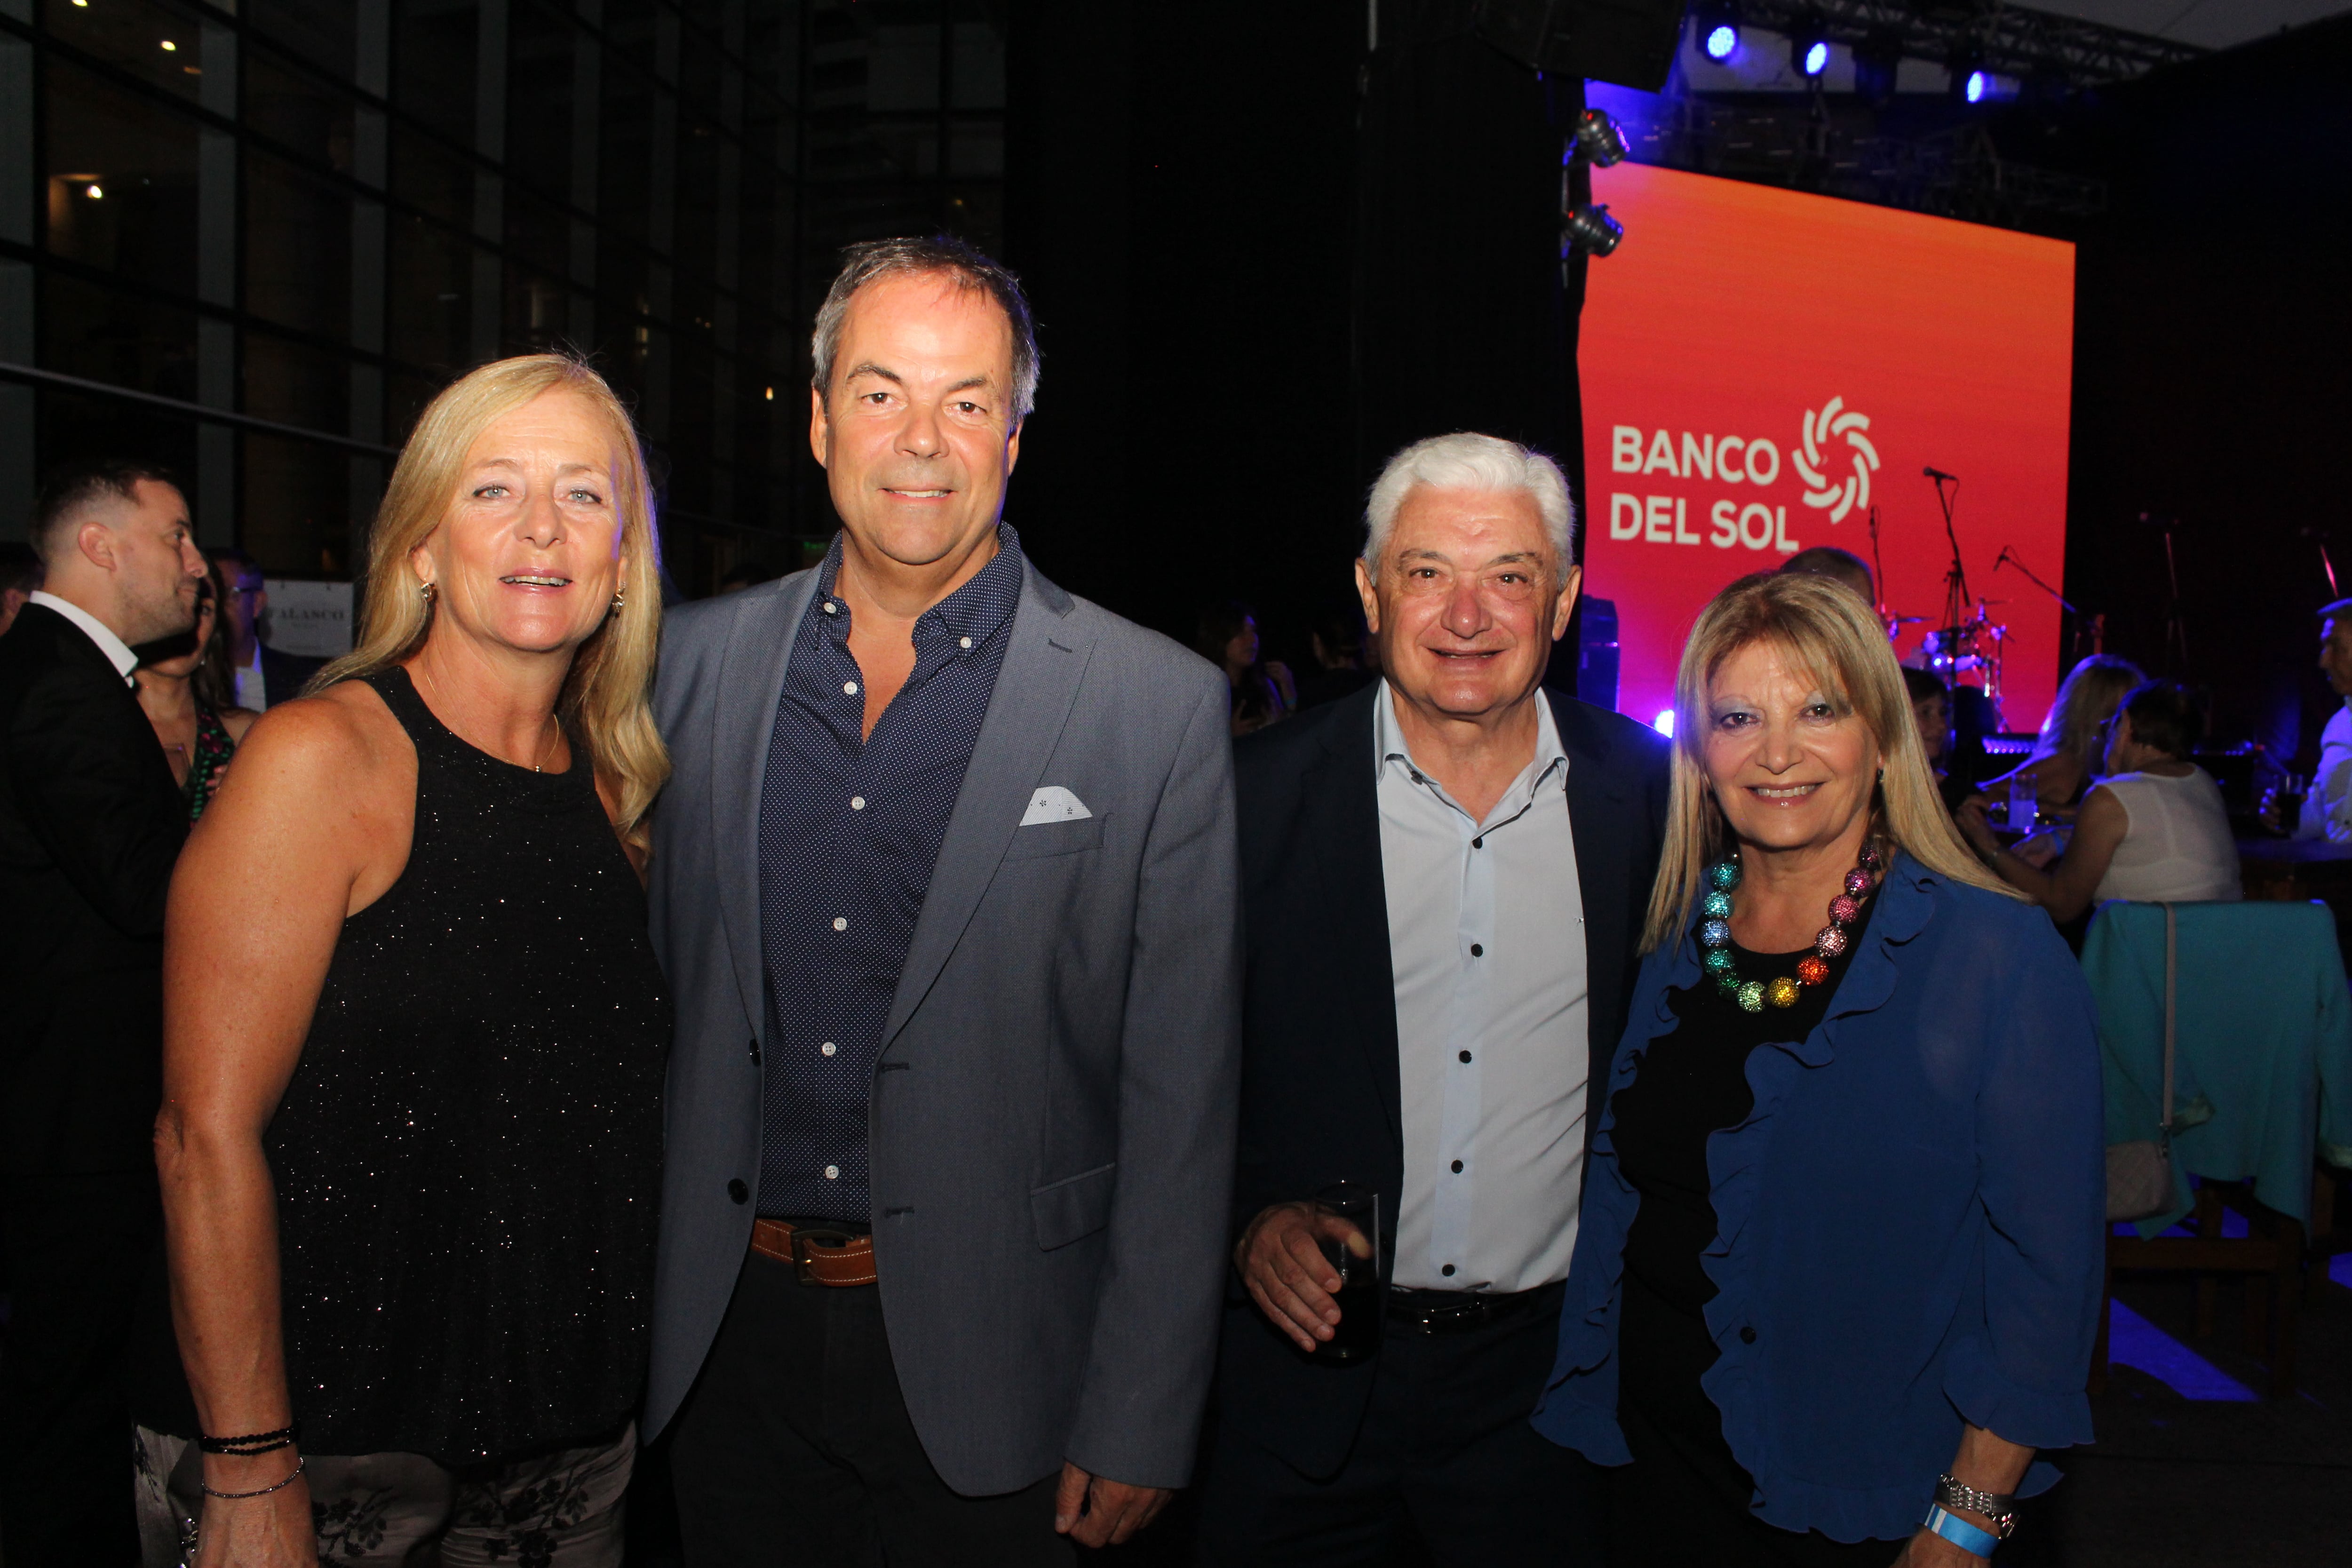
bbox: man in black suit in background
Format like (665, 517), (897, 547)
(209, 546), (326, 710)
(0, 462), (207, 1566)
(1197, 434), (1670, 1565)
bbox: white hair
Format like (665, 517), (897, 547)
(1362, 432), (1576, 574)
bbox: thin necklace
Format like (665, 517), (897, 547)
(1698, 842), (1884, 1012)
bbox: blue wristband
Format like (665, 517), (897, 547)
(1923, 1504), (2000, 1558)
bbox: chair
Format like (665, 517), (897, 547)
(2080, 899), (2352, 1397)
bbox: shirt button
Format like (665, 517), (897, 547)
(823, 600), (838, 614)
(844, 680), (859, 695)
(1473, 836), (1484, 849)
(1740, 1325), (1758, 1344)
(959, 636), (973, 650)
(824, 1164), (841, 1180)
(1458, 1050), (1472, 1064)
(1450, 1159), (1464, 1173)
(1470, 943), (1484, 957)
(832, 917), (848, 931)
(851, 796), (866, 810)
(1441, 1264), (1456, 1277)
(821, 1041), (837, 1057)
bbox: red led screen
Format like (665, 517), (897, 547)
(1579, 162), (2075, 734)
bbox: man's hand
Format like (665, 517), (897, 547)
(1053, 1462), (1171, 1548)
(1234, 1200), (1371, 1353)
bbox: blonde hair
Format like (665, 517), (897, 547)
(1642, 571), (2017, 954)
(2033, 653), (2145, 776)
(313, 354), (669, 850)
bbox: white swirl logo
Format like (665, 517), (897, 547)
(1794, 396), (1880, 523)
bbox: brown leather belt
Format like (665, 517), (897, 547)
(751, 1218), (877, 1287)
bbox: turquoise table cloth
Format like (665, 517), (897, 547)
(2082, 899), (2352, 1239)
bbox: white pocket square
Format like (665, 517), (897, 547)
(1020, 786), (1093, 826)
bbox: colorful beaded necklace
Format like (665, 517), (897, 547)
(1697, 842), (1885, 1012)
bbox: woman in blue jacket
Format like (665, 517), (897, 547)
(1536, 572), (2103, 1565)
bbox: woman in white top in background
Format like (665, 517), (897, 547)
(1958, 679), (2241, 920)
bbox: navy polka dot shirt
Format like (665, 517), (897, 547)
(755, 525), (1025, 1222)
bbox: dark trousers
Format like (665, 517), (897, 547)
(0, 1170), (160, 1568)
(1194, 1284), (1603, 1567)
(670, 1247), (1073, 1568)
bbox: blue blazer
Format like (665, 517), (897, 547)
(1535, 854), (2104, 1543)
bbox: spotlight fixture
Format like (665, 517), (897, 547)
(1693, 0), (1741, 62)
(1562, 203), (1624, 258)
(1571, 109), (1628, 168)
(1788, 13), (1830, 79)
(1653, 709), (1676, 738)
(1947, 48), (1986, 103)
(86, 183), (104, 199)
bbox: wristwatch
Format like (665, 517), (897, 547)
(1935, 1474), (2018, 1540)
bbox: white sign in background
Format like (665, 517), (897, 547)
(263, 579), (354, 658)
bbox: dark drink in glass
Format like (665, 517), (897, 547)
(1311, 1182), (1382, 1365)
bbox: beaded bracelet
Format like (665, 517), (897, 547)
(197, 1424), (299, 1457)
(200, 1457), (306, 1501)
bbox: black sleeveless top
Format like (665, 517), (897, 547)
(265, 668), (669, 1465)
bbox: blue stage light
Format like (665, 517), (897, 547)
(1704, 23), (1739, 61)
(1803, 40), (1829, 76)
(1964, 68), (1990, 103)
(1653, 709), (1677, 737)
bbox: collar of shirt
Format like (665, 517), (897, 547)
(1373, 679), (1568, 832)
(809, 522), (1026, 660)
(28, 591), (140, 685)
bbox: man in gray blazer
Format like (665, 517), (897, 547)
(646, 235), (1241, 1565)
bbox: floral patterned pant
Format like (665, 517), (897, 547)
(134, 1423), (634, 1568)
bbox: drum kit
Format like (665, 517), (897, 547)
(1895, 610), (2010, 722)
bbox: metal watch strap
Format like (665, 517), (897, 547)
(1935, 1475), (2018, 1539)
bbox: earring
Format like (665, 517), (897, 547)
(419, 580), (437, 603)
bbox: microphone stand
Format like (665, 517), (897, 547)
(1929, 470), (1970, 653)
(1992, 546), (2077, 613)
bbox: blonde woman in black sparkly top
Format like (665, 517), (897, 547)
(149, 355), (671, 1568)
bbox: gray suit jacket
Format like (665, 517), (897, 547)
(644, 555), (1242, 1496)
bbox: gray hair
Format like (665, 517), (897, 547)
(1362, 432), (1576, 573)
(810, 235), (1040, 422)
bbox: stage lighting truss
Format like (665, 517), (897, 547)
(1562, 202), (1625, 258)
(1571, 109), (1629, 168)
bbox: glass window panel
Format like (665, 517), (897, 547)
(598, 53), (656, 248)
(245, 46), (358, 176)
(245, 151), (353, 340)
(37, 383), (202, 482)
(946, 181), (1001, 255)
(242, 329), (350, 435)
(866, 25), (937, 112)
(40, 272), (200, 401)
(44, 0), (218, 106)
(501, 263), (572, 356)
(241, 430), (351, 573)
(504, 0), (576, 206)
(246, 0), (358, 85)
(395, 0), (480, 146)
(744, 7), (802, 104)
(390, 123), (472, 228)
(946, 117), (1001, 177)
(387, 368), (444, 446)
(503, 182), (567, 279)
(677, 21), (722, 115)
(386, 213), (477, 377)
(44, 58), (202, 297)
(949, 21), (1004, 110)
